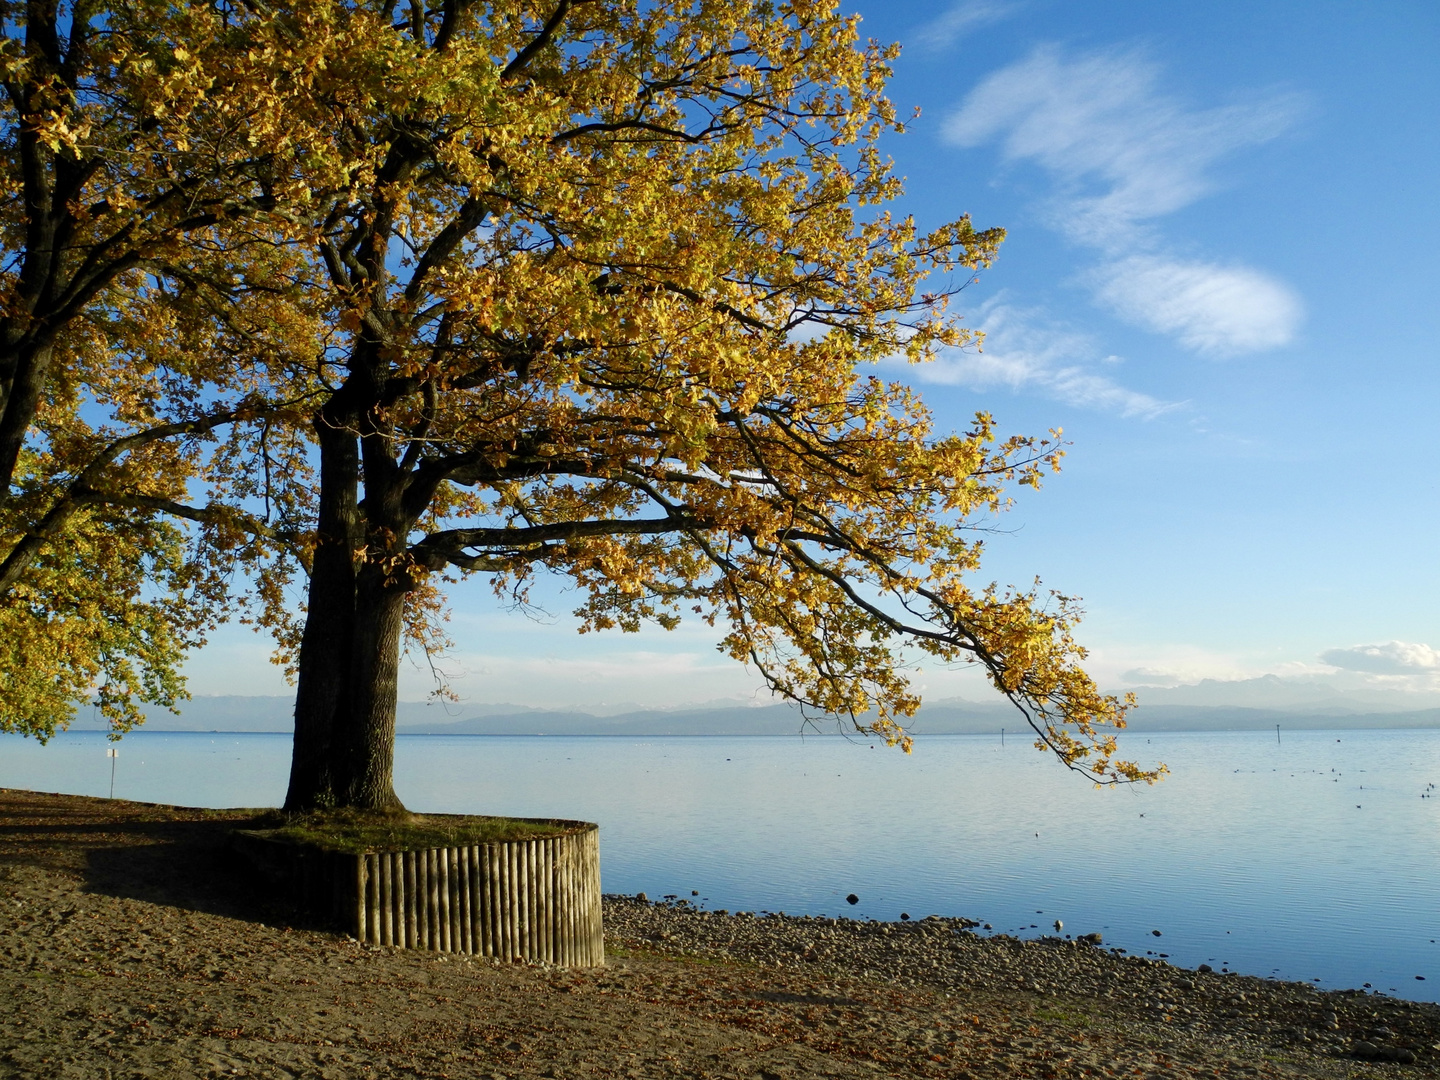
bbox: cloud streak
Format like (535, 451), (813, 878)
(911, 297), (1177, 418)
(913, 0), (1025, 52)
(1091, 256), (1304, 357)
(1320, 641), (1440, 676)
(943, 45), (1305, 355)
(944, 45), (1302, 245)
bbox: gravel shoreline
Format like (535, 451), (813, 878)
(606, 896), (1440, 1073)
(2, 789), (1437, 1079)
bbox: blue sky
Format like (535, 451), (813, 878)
(183, 0), (1440, 709)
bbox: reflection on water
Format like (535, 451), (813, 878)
(3, 727), (1438, 1000)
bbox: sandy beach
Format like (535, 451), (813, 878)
(1, 788), (1436, 1079)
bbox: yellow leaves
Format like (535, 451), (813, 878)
(0, 496), (207, 741)
(0, 0), (1157, 788)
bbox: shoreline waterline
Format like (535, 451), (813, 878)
(3, 788), (1438, 1078)
(4, 727), (1438, 1003)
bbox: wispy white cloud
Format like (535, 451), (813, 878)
(944, 45), (1302, 246)
(943, 45), (1305, 355)
(1090, 255), (1304, 357)
(1320, 641), (1440, 676)
(910, 297), (1177, 418)
(913, 0), (1025, 52)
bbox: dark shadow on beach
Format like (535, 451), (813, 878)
(0, 787), (326, 931)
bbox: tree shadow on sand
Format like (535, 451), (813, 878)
(0, 788), (330, 932)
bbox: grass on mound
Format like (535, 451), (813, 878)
(242, 808), (579, 853)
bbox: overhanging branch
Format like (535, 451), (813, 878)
(410, 513), (701, 571)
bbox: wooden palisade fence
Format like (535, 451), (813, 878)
(232, 820), (604, 966)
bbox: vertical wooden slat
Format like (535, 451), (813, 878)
(450, 847), (462, 953)
(489, 842), (503, 959)
(478, 844), (488, 956)
(477, 844), (492, 957)
(448, 847), (462, 953)
(519, 841), (531, 960)
(435, 847), (450, 953)
(433, 848), (445, 952)
(501, 846), (512, 961)
(364, 854), (378, 945)
(378, 854), (392, 946)
(423, 849), (437, 950)
(455, 846), (467, 954)
(524, 840), (535, 961)
(568, 834), (581, 965)
(536, 840), (547, 962)
(434, 847), (446, 951)
(416, 848), (429, 949)
(471, 845), (483, 955)
(403, 852), (416, 948)
(561, 835), (573, 961)
(531, 840), (543, 962)
(576, 832), (587, 964)
(549, 838), (561, 964)
(414, 850), (424, 949)
(538, 839), (551, 963)
(459, 846), (474, 954)
(391, 852), (403, 947)
(537, 840), (548, 962)
(496, 842), (510, 960)
(391, 852), (404, 947)
(477, 844), (490, 957)
(556, 836), (566, 964)
(591, 828), (605, 965)
(488, 842), (501, 958)
(506, 840), (520, 960)
(355, 854), (368, 943)
(575, 833), (588, 965)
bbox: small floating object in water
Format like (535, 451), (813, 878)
(846, 893), (859, 905)
(1152, 929), (1162, 937)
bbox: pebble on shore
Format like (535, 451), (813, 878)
(605, 893), (1440, 1076)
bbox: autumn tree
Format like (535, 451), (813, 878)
(0, 0), (1159, 802)
(0, 0), (335, 735)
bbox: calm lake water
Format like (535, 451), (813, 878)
(3, 727), (1438, 1001)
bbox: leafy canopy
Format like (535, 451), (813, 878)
(1, 0), (1160, 785)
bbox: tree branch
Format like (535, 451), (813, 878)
(0, 407), (248, 593)
(501, 0), (574, 82)
(410, 513), (699, 571)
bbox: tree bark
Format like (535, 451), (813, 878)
(334, 563), (409, 811)
(285, 382), (414, 812)
(284, 420), (362, 810)
(0, 339), (55, 504)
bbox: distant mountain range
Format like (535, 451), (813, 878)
(62, 682), (1440, 736)
(1121, 673), (1440, 715)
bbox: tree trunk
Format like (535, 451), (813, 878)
(284, 421), (362, 811)
(285, 397), (414, 813)
(333, 564), (409, 812)
(0, 338), (54, 504)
